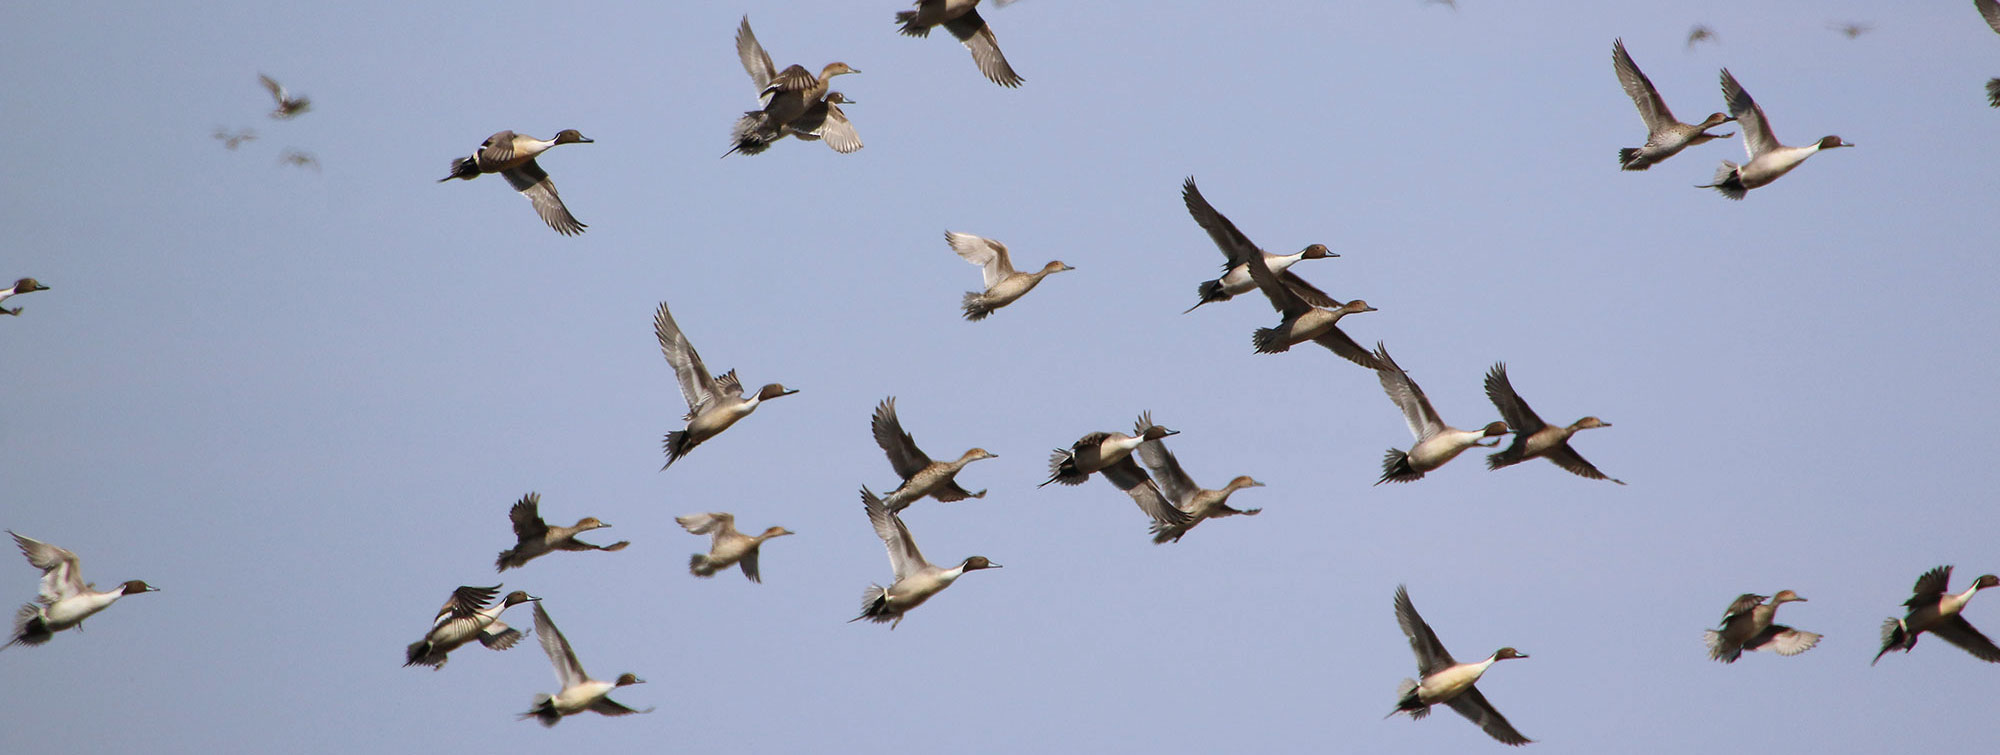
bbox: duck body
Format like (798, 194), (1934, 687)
(404, 585), (536, 669)
(439, 129), (592, 235)
(1483, 363), (1622, 484)
(495, 493), (629, 572)
(5, 532), (157, 649)
(1135, 430), (1261, 544)
(873, 397), (994, 512)
(730, 18), (860, 156)
(1698, 69), (1850, 200)
(1874, 566), (2000, 664)
(852, 487), (998, 629)
(1611, 38), (1735, 170)
(1179, 178), (1343, 316)
(1374, 345), (1508, 484)
(1390, 585), (1532, 746)
(947, 231), (1071, 321)
(520, 602), (650, 726)
(677, 512), (793, 582)
(654, 301), (797, 469)
(1197, 246), (1335, 310)
(1703, 590), (1820, 663)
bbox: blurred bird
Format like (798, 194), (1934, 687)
(871, 396), (995, 512)
(1697, 69), (1851, 199)
(1389, 585), (1533, 746)
(1686, 24), (1716, 49)
(729, 16), (859, 156)
(439, 130), (592, 235)
(259, 74), (310, 119)
(495, 492), (629, 572)
(1612, 38), (1735, 171)
(1978, 0), (2000, 106)
(851, 487), (1000, 629)
(3, 532), (157, 650)
(1830, 21), (1873, 39)
(404, 585), (535, 669)
(1874, 565), (2000, 665)
(1, 278), (50, 316)
(947, 230), (1072, 321)
(278, 149), (319, 171)
(520, 602), (651, 726)
(212, 126), (257, 150)
(654, 300), (798, 469)
(893, 0), (1024, 87)
(1703, 591), (1820, 663)
(676, 512), (792, 582)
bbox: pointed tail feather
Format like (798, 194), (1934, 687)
(1251, 326), (1293, 354)
(439, 155), (480, 182)
(961, 291), (994, 321)
(1376, 449), (1420, 485)
(1702, 629), (1739, 663)
(1618, 147), (1651, 171)
(894, 10), (929, 36)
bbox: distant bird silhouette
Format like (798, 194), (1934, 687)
(1686, 25), (1716, 50)
(1829, 21), (1873, 39)
(259, 74), (310, 119)
(212, 127), (257, 150)
(278, 149), (319, 171)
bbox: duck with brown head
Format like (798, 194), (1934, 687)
(0, 278), (49, 316)
(1875, 566), (2000, 664)
(1482, 363), (1624, 484)
(439, 129), (593, 235)
(676, 512), (794, 583)
(1180, 178), (1344, 316)
(947, 231), (1072, 321)
(3, 532), (157, 651)
(729, 17), (860, 156)
(404, 585), (538, 669)
(871, 396), (997, 512)
(521, 602), (652, 726)
(654, 300), (799, 470)
(851, 488), (999, 629)
(495, 492), (630, 572)
(1697, 69), (1851, 200)
(1372, 345), (1511, 485)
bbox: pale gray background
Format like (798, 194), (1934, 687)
(3, 1), (1996, 752)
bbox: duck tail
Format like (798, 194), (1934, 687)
(1388, 679), (1425, 718)
(1702, 629), (1741, 663)
(439, 155), (480, 182)
(1699, 161), (1747, 200)
(5, 604), (49, 649)
(726, 112), (777, 157)
(851, 584), (893, 623)
(894, 10), (929, 36)
(495, 549), (521, 572)
(1988, 78), (2000, 108)
(1617, 146), (1650, 171)
(960, 291), (993, 321)
(1375, 449), (1420, 485)
(662, 431), (694, 470)
(1041, 449), (1086, 487)
(1149, 520), (1188, 545)
(1872, 617), (1908, 665)
(1183, 280), (1227, 314)
(689, 553), (720, 577)
(1251, 326), (1292, 354)
(520, 695), (561, 727)
(404, 639), (442, 668)
(1485, 441), (1526, 470)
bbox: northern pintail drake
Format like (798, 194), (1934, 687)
(1874, 565), (2000, 665)
(439, 129), (593, 235)
(871, 396), (995, 512)
(1703, 590), (1820, 663)
(654, 300), (798, 469)
(1242, 235), (1379, 367)
(258, 74), (310, 119)
(1612, 38), (1735, 171)
(947, 230), (1072, 321)
(894, 0), (1024, 88)
(1373, 345), (1510, 485)
(1482, 363), (1623, 484)
(1, 278), (49, 316)
(852, 487), (999, 629)
(1390, 585), (1532, 746)
(1179, 177), (1341, 315)
(676, 512), (793, 583)
(3, 532), (157, 650)
(1132, 415), (1262, 544)
(1980, 0), (2000, 106)
(495, 492), (630, 572)
(404, 584), (536, 669)
(1697, 69), (1851, 200)
(521, 602), (652, 726)
(730, 16), (859, 156)
(787, 92), (863, 153)
(1042, 414), (1194, 532)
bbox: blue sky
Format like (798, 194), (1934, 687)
(4, 1), (1998, 752)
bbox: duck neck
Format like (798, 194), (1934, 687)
(1943, 585), (1983, 616)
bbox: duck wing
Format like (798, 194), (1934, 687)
(1719, 69), (1778, 159)
(942, 8), (1023, 88)
(1906, 565), (1954, 607)
(863, 487), (927, 579)
(735, 16), (778, 97)
(509, 493), (549, 541)
(1612, 39), (1676, 131)
(1101, 456), (1192, 528)
(654, 301), (723, 415)
(871, 397), (934, 480)
(1445, 686), (1533, 746)
(1180, 177), (1263, 268)
(1930, 615), (2000, 662)
(947, 231), (1015, 289)
(1374, 344), (1446, 442)
(1393, 585), (1457, 675)
(433, 585), (500, 628)
(10, 532), (86, 603)
(501, 160), (585, 236)
(532, 602), (590, 689)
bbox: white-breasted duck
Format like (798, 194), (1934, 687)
(439, 129), (593, 235)
(3, 532), (157, 650)
(1389, 585), (1533, 747)
(1703, 590), (1820, 663)
(1874, 565), (2000, 664)
(1373, 344), (1510, 485)
(1179, 177), (1341, 315)
(1697, 69), (1851, 199)
(894, 0), (1023, 87)
(871, 396), (995, 512)
(404, 584), (536, 669)
(1, 278), (49, 316)
(729, 16), (859, 156)
(1043, 413), (1194, 533)
(259, 74), (310, 119)
(1132, 415), (1262, 544)
(676, 512), (793, 583)
(521, 602), (652, 726)
(1612, 38), (1735, 170)
(948, 230), (1072, 321)
(851, 487), (999, 629)
(1482, 363), (1623, 484)
(654, 300), (798, 470)
(495, 492), (629, 572)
